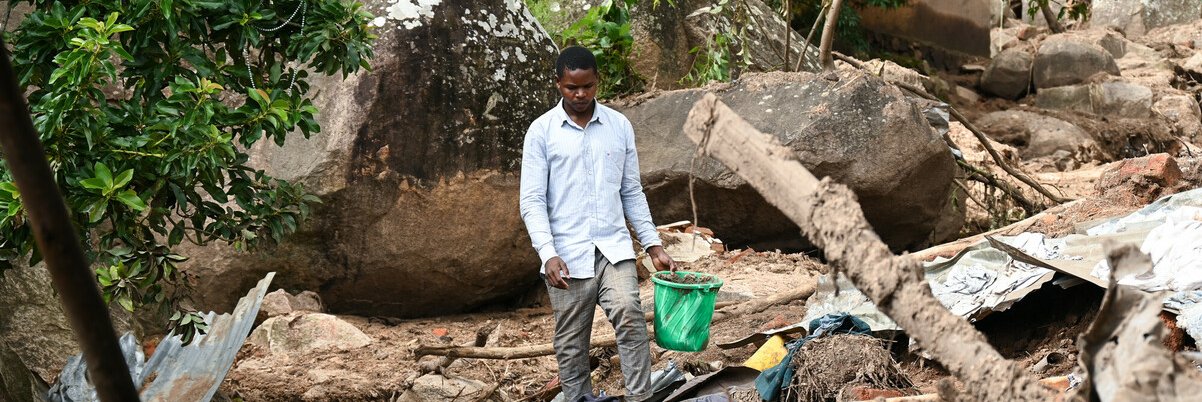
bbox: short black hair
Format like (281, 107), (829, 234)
(555, 46), (597, 79)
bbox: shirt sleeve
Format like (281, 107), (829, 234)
(518, 121), (559, 268)
(618, 117), (662, 251)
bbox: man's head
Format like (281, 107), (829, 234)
(555, 46), (599, 115)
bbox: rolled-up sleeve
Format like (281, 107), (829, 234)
(519, 123), (558, 268)
(618, 119), (661, 250)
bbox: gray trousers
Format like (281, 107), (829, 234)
(547, 249), (652, 402)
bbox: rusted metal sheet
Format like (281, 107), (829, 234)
(138, 272), (275, 402)
(47, 272), (275, 402)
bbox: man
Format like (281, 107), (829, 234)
(519, 46), (678, 402)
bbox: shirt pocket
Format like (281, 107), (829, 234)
(604, 148), (624, 184)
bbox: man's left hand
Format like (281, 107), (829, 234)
(647, 245), (678, 273)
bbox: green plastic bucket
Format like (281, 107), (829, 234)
(651, 271), (723, 352)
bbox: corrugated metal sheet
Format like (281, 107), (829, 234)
(47, 272), (275, 402)
(138, 272), (275, 401)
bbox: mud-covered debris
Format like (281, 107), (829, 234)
(785, 334), (913, 402)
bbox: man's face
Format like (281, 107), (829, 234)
(556, 67), (599, 114)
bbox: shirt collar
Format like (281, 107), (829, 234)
(556, 98), (604, 128)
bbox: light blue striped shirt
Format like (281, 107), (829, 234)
(519, 100), (662, 278)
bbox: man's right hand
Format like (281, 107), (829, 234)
(544, 257), (570, 289)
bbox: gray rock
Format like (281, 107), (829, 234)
(1035, 84), (1096, 114)
(181, 0), (558, 318)
(1153, 94), (1202, 142)
(1070, 29), (1128, 59)
(1033, 81), (1154, 119)
(257, 289), (324, 323)
(1093, 81), (1153, 118)
(981, 48), (1034, 99)
(247, 313), (372, 356)
(990, 27), (1021, 58)
(1, 339), (45, 402)
(1032, 35), (1120, 89)
(1181, 52), (1202, 79)
(976, 111), (1097, 159)
(0, 264), (78, 384)
(614, 70), (960, 251)
(399, 374), (489, 402)
(1091, 0), (1202, 39)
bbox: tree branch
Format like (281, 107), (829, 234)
(818, 0), (845, 70)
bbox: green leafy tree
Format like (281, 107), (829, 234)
(558, 0), (643, 98)
(0, 0), (375, 343)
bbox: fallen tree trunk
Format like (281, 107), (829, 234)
(681, 93), (1054, 401)
(414, 285), (815, 359)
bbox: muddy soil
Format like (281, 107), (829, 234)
(654, 271), (721, 285)
(786, 334), (914, 402)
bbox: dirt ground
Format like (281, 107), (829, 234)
(219, 251), (826, 401)
(220, 242), (1118, 401)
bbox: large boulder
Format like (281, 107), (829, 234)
(981, 47), (1034, 99)
(0, 264), (77, 384)
(975, 110), (1097, 159)
(627, 0), (819, 91)
(857, 0), (993, 58)
(613, 70), (960, 251)
(182, 0), (558, 318)
(1091, 0), (1202, 39)
(1032, 35), (1120, 89)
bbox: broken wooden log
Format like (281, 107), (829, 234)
(682, 93), (1054, 401)
(414, 285), (815, 359)
(419, 324), (497, 375)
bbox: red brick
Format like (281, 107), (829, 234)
(1095, 153), (1182, 201)
(1159, 311), (1186, 352)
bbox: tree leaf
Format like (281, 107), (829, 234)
(79, 177), (108, 191)
(113, 169), (134, 188)
(118, 295), (135, 312)
(94, 162), (114, 188)
(116, 190), (147, 211)
(168, 224), (184, 246)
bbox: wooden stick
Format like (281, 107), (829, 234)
(682, 94), (1053, 401)
(420, 324), (496, 374)
(795, 4), (827, 72)
(414, 287), (815, 360)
